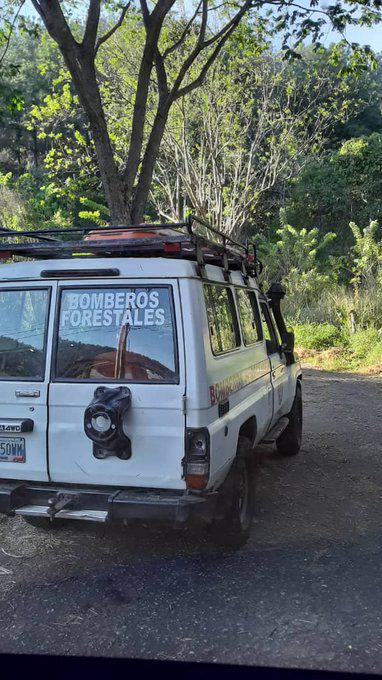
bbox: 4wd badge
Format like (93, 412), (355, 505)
(0, 419), (34, 433)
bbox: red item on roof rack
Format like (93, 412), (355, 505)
(84, 228), (159, 241)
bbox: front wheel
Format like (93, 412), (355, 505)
(207, 436), (256, 550)
(276, 382), (302, 456)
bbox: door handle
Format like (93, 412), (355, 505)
(272, 371), (276, 378)
(15, 390), (40, 398)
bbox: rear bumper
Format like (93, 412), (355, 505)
(0, 481), (218, 525)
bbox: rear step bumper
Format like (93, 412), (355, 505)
(0, 481), (218, 525)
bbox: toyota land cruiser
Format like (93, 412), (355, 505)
(0, 216), (302, 548)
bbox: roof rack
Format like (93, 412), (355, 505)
(0, 214), (262, 279)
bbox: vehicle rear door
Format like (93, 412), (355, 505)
(48, 279), (186, 489)
(0, 283), (56, 481)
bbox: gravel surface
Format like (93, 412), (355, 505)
(0, 368), (382, 672)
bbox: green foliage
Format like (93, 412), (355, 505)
(295, 325), (382, 372)
(0, 170), (104, 230)
(349, 219), (382, 288)
(348, 327), (382, 360)
(0, 26), (103, 227)
(294, 323), (347, 350)
(259, 209), (336, 280)
(1, 14), (382, 237)
(257, 210), (337, 322)
(257, 211), (382, 372)
(285, 134), (382, 245)
(78, 196), (110, 226)
(0, 181), (27, 230)
(0, 30), (61, 174)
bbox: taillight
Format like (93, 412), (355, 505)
(184, 428), (210, 490)
(163, 242), (181, 253)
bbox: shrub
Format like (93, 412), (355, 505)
(348, 327), (382, 361)
(294, 323), (347, 350)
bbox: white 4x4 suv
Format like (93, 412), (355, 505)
(0, 217), (302, 548)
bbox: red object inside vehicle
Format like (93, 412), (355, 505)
(84, 229), (158, 241)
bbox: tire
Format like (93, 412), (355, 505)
(276, 382), (302, 456)
(23, 516), (67, 529)
(207, 436), (256, 550)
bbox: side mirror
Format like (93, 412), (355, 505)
(280, 330), (295, 361)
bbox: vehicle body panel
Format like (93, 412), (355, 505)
(48, 277), (186, 488)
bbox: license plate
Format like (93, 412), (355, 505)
(0, 437), (26, 463)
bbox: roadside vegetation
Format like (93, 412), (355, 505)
(294, 327), (382, 373)
(0, 3), (381, 373)
(258, 214), (382, 373)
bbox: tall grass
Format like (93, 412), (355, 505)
(284, 284), (382, 332)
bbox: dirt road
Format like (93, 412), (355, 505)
(0, 368), (382, 672)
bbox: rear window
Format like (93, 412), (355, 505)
(0, 288), (50, 381)
(55, 286), (178, 382)
(236, 288), (262, 346)
(204, 284), (240, 354)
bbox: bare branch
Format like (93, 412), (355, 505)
(155, 38), (357, 236)
(95, 2), (131, 53)
(284, 2), (334, 18)
(174, 23), (236, 99)
(202, 0), (251, 49)
(123, 0), (177, 195)
(162, 0), (203, 59)
(170, 0), (252, 101)
(154, 48), (169, 100)
(82, 0), (101, 51)
(139, 0), (150, 27)
(31, 0), (79, 49)
(0, 0), (25, 67)
(198, 0), (209, 47)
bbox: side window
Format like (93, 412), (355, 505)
(204, 284), (240, 354)
(260, 302), (278, 354)
(236, 288), (261, 346)
(0, 288), (50, 381)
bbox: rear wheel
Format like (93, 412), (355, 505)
(276, 382), (302, 456)
(207, 436), (256, 550)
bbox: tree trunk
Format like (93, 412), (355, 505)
(67, 57), (131, 224)
(31, 1), (131, 224)
(132, 104), (170, 223)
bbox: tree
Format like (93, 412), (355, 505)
(29, 0), (258, 224)
(0, 30), (61, 175)
(332, 55), (382, 142)
(349, 219), (382, 289)
(1, 0), (381, 225)
(152, 35), (370, 236)
(257, 209), (337, 321)
(286, 132), (382, 244)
